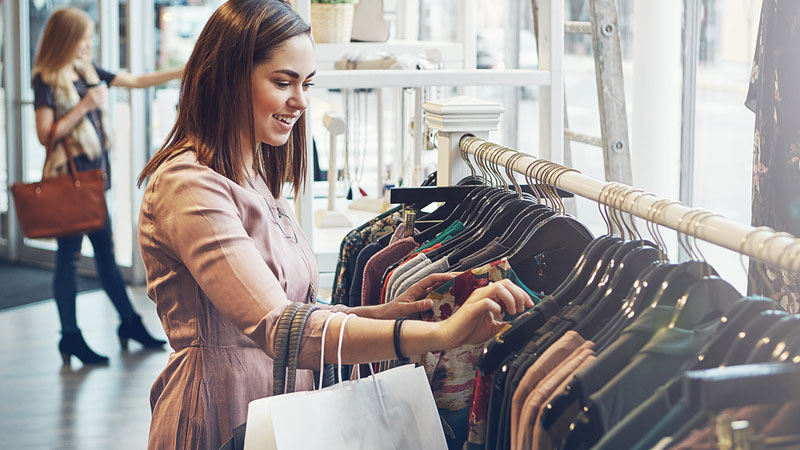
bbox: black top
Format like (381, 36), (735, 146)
(32, 64), (116, 148)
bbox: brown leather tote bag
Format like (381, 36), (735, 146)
(10, 122), (107, 239)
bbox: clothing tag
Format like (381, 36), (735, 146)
(496, 323), (513, 338)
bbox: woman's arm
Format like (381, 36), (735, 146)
(346, 272), (458, 320)
(326, 279), (531, 365)
(110, 67), (183, 89)
(34, 85), (107, 146)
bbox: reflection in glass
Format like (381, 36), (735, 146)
(152, 1), (218, 152)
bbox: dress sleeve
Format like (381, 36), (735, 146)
(93, 64), (116, 85)
(146, 160), (345, 366)
(32, 74), (55, 110)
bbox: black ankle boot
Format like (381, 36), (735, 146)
(118, 314), (166, 350)
(59, 331), (109, 366)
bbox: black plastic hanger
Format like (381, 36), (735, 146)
(445, 200), (543, 265)
(720, 310), (791, 366)
(668, 277), (742, 330)
(412, 185), (493, 243)
(545, 236), (622, 307)
(545, 238), (623, 310)
(685, 297), (776, 371)
(582, 240), (656, 309)
(745, 315), (800, 364)
(506, 215), (594, 281)
(423, 190), (522, 260)
(648, 261), (718, 307)
(474, 237), (618, 374)
(575, 245), (661, 338)
(591, 261), (673, 351)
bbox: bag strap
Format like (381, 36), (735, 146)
(273, 302), (302, 396)
(285, 303), (320, 393)
(42, 120), (80, 181)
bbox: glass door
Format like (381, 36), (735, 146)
(0, 0), (7, 255)
(11, 0), (144, 281)
(17, 1), (102, 270)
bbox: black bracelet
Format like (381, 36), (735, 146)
(393, 318), (408, 361)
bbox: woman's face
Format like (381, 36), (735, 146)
(76, 26), (94, 62)
(249, 34), (315, 147)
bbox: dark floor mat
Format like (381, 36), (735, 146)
(0, 260), (102, 311)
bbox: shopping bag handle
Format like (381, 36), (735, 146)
(336, 315), (388, 419)
(336, 314), (357, 383)
(319, 312), (346, 388)
(317, 313), (377, 383)
(317, 313), (388, 418)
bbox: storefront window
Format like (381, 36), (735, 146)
(690, 1), (760, 291)
(151, 1), (219, 152)
(23, 2), (100, 253)
(0, 0), (6, 242)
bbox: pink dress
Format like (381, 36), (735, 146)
(138, 152), (345, 450)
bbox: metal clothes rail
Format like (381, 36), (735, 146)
(460, 137), (800, 273)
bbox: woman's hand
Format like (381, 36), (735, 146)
(376, 273), (459, 320)
(438, 279), (533, 348)
(81, 85), (108, 111)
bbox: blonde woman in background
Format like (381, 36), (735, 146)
(32, 7), (183, 366)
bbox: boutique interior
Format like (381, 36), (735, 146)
(1, 1), (799, 449)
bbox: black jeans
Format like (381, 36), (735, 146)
(53, 211), (135, 333)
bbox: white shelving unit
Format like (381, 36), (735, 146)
(314, 40), (465, 70)
(294, 0), (564, 276)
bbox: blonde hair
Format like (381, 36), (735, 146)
(32, 7), (95, 88)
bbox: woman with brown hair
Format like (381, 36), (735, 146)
(32, 7), (182, 366)
(137, 1), (532, 448)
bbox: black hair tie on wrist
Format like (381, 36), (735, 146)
(393, 318), (409, 361)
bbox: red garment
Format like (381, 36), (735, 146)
(360, 237), (418, 307)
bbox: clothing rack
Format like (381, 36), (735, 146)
(455, 135), (800, 274)
(683, 363), (800, 412)
(389, 184), (574, 205)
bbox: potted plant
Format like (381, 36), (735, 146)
(310, 0), (358, 43)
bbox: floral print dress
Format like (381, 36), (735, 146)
(746, 0), (800, 313)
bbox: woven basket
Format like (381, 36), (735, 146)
(311, 3), (355, 43)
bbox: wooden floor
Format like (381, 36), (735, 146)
(0, 286), (169, 450)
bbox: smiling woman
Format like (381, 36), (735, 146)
(135, 1), (532, 449)
(248, 39), (315, 149)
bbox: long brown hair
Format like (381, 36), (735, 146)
(138, 0), (311, 197)
(33, 7), (97, 88)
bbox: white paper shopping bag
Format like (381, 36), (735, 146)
(244, 314), (447, 450)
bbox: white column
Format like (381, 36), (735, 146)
(423, 96), (504, 186)
(537, 0), (564, 163)
(632, 1), (681, 201)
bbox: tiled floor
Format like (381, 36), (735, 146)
(0, 287), (168, 450)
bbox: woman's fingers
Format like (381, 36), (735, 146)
(468, 279), (532, 315)
(503, 279), (533, 311)
(419, 273), (459, 294)
(407, 298), (433, 314)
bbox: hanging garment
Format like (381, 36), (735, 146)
(511, 337), (594, 450)
(414, 220), (466, 253)
(415, 258), (537, 449)
(331, 209), (401, 305)
(348, 242), (383, 307)
(746, 0), (800, 313)
(530, 354), (596, 450)
(359, 237), (418, 306)
(378, 244), (442, 304)
(562, 317), (723, 449)
(589, 297), (776, 450)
